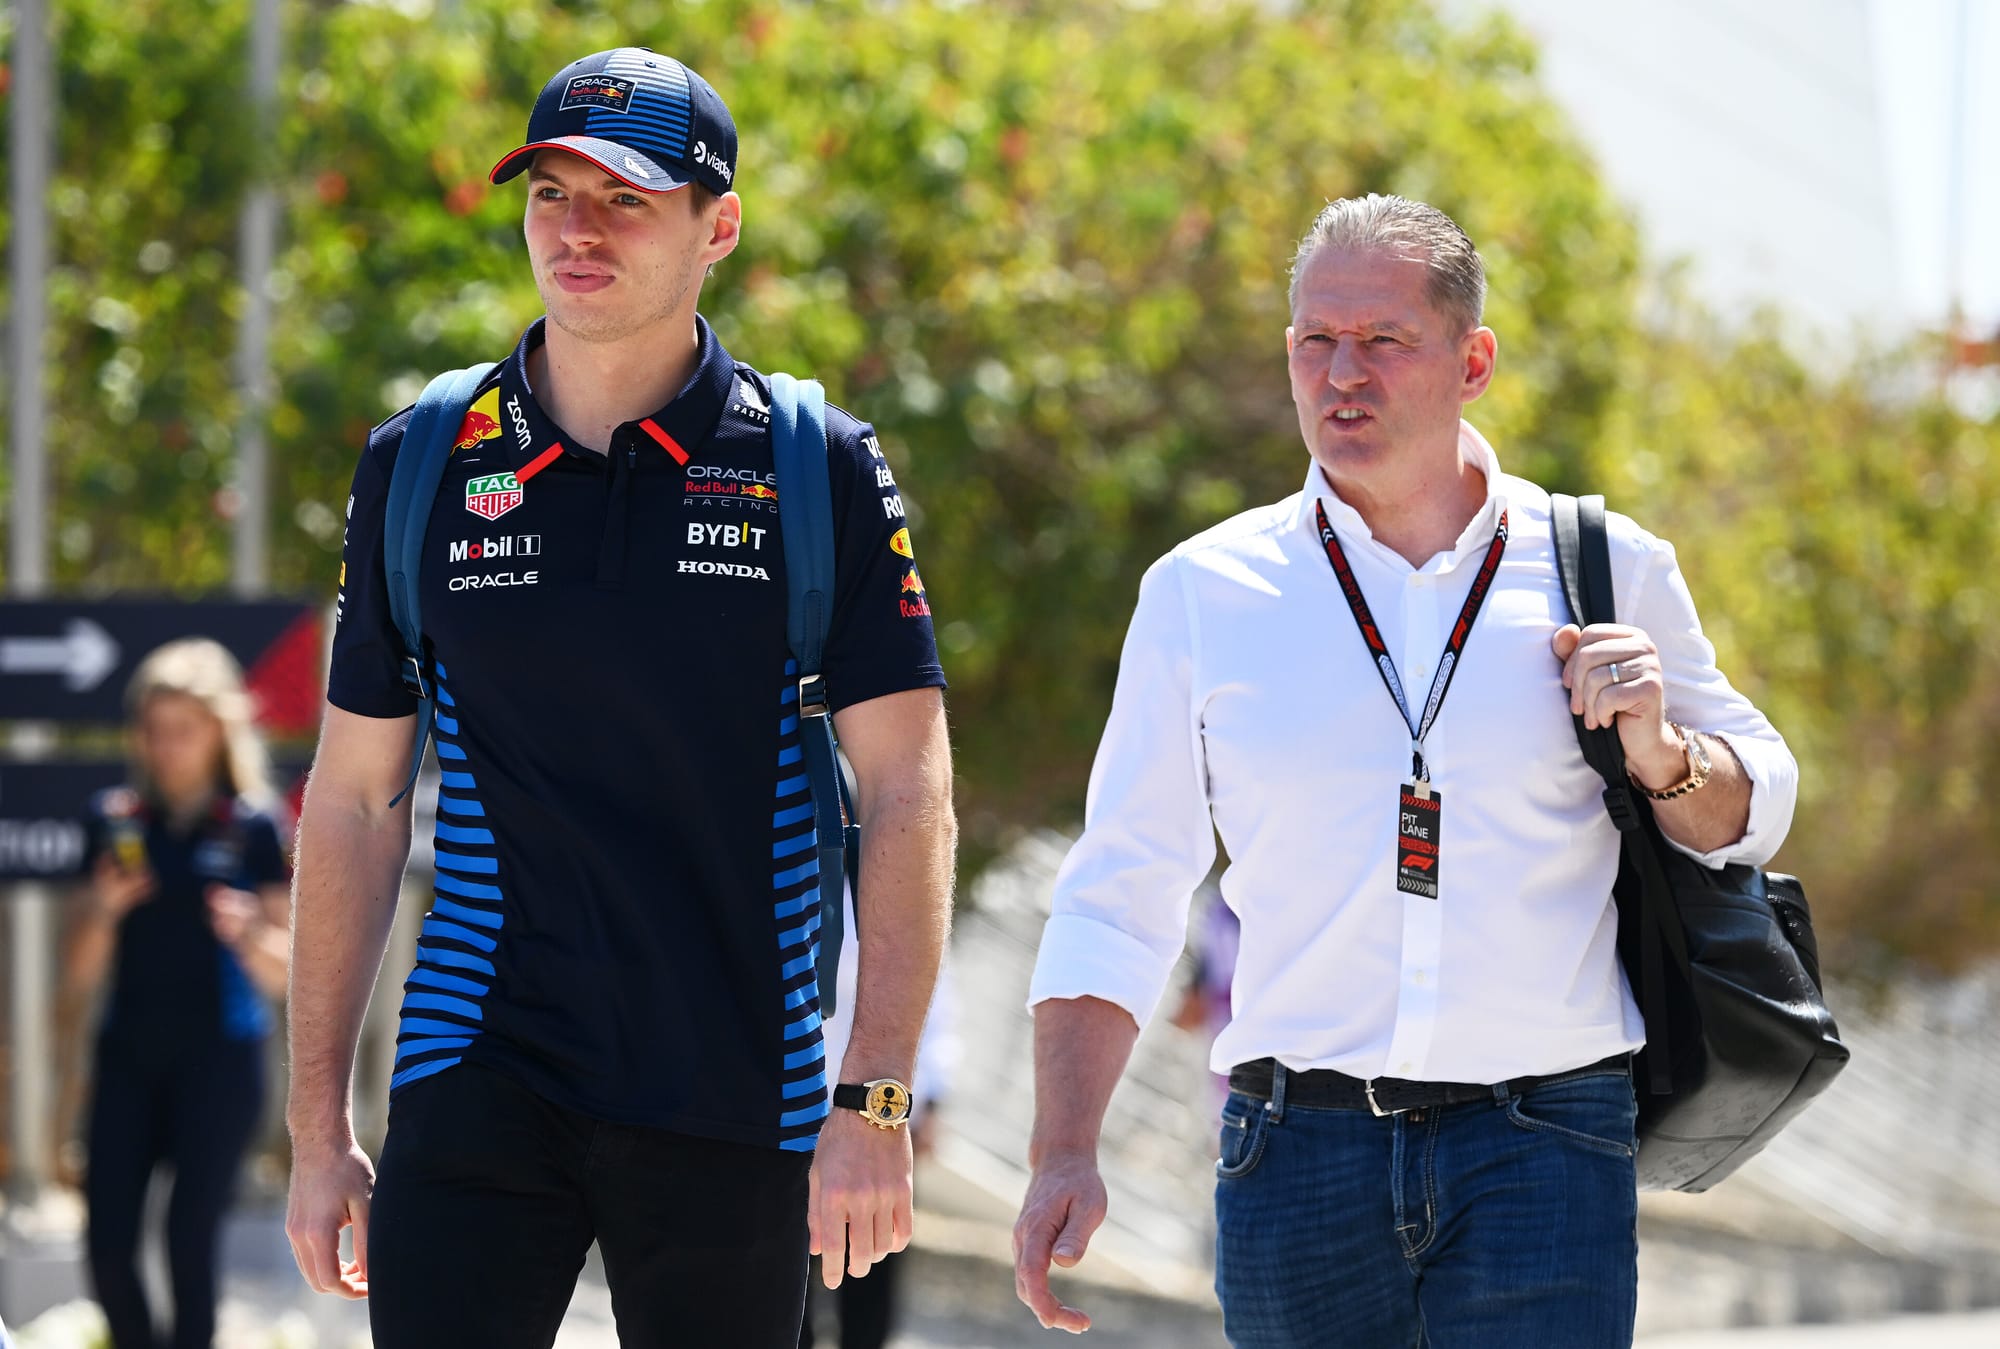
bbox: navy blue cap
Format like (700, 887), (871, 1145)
(490, 48), (738, 196)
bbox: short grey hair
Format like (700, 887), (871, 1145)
(1288, 194), (1487, 335)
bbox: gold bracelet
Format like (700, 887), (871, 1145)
(1634, 722), (1711, 801)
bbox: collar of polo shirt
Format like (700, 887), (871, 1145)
(499, 315), (740, 473)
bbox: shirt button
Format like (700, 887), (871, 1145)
(1413, 970), (1430, 987)
(1399, 1061), (1416, 1075)
(1410, 664), (1429, 681)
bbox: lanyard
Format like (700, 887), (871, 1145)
(1314, 498), (1509, 782)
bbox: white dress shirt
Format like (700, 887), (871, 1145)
(1028, 423), (1797, 1084)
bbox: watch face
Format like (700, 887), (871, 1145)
(1687, 732), (1712, 774)
(865, 1080), (911, 1124)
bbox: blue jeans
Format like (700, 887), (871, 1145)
(1213, 1061), (1638, 1349)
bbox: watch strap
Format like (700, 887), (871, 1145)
(1637, 722), (1710, 800)
(832, 1078), (913, 1127)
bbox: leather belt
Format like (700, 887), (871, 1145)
(1226, 1052), (1630, 1117)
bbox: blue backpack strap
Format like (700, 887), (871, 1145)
(382, 362), (496, 807)
(768, 372), (855, 1017)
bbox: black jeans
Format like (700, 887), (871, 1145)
(85, 1035), (266, 1349)
(369, 1062), (812, 1349)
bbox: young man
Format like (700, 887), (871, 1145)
(1012, 195), (1797, 1347)
(285, 49), (955, 1348)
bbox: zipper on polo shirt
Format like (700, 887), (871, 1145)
(596, 440), (635, 591)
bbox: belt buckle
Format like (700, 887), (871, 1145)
(1364, 1080), (1406, 1118)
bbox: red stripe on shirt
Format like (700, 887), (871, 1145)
(639, 419), (689, 465)
(515, 444), (563, 483)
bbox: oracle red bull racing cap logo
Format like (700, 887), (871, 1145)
(465, 471), (524, 521)
(559, 74), (636, 113)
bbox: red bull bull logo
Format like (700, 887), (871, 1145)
(453, 389), (503, 453)
(741, 483), (778, 502)
(898, 565), (931, 618)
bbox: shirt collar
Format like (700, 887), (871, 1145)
(498, 315), (738, 471)
(1297, 420), (1512, 565)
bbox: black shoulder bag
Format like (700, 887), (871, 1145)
(1552, 493), (1849, 1192)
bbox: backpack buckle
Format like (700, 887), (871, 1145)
(798, 672), (829, 719)
(400, 653), (431, 702)
(1602, 782), (1641, 833)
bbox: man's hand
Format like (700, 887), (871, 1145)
(808, 1107), (914, 1289)
(285, 1136), (376, 1299)
(1552, 622), (1684, 788)
(1012, 1149), (1107, 1334)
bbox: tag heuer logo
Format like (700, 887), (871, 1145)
(465, 472), (524, 521)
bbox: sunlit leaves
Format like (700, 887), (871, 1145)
(4, 0), (1994, 963)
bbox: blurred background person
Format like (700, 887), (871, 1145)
(801, 883), (960, 1349)
(1167, 882), (1239, 1115)
(59, 639), (293, 1349)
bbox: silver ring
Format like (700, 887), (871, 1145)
(1609, 662), (1624, 684)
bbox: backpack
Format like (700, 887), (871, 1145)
(380, 366), (858, 1014)
(1552, 492), (1847, 1190)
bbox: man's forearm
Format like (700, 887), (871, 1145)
(835, 763), (955, 1084)
(1641, 729), (1752, 856)
(286, 778), (413, 1147)
(1029, 996), (1141, 1165)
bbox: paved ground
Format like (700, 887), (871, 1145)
(7, 1189), (1997, 1347)
(13, 1274), (2000, 1347)
(1641, 1308), (2000, 1346)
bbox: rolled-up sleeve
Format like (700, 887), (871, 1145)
(1028, 555), (1216, 1027)
(1618, 528), (1799, 868)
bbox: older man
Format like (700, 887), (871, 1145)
(1012, 195), (1796, 1347)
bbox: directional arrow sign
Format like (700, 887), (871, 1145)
(0, 600), (324, 726)
(0, 618), (122, 692)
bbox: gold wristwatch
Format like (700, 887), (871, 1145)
(831, 1078), (913, 1129)
(1636, 721), (1712, 801)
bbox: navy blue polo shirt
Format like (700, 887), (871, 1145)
(328, 316), (946, 1152)
(82, 788), (290, 1061)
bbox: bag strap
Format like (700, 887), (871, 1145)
(382, 362), (496, 808)
(768, 372), (856, 1018)
(1550, 493), (1689, 1095)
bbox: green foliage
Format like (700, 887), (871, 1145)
(2, 0), (1995, 966)
(1590, 319), (2000, 973)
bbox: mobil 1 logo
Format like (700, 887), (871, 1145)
(446, 533), (542, 592)
(449, 534), (541, 564)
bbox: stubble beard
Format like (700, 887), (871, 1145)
(541, 248), (703, 346)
